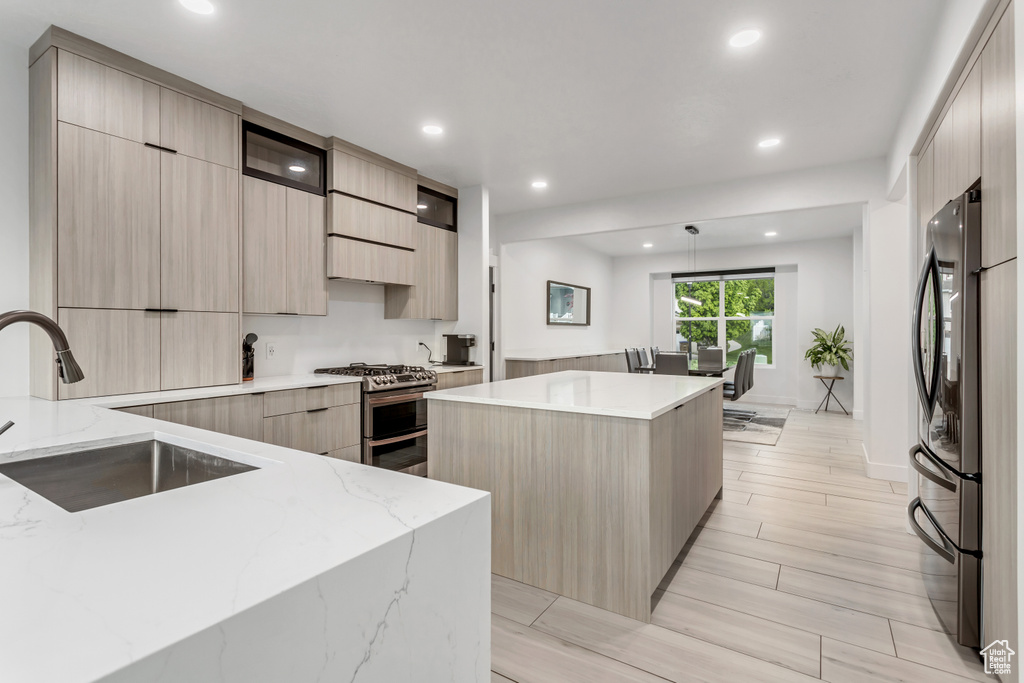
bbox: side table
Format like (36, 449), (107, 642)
(813, 375), (848, 415)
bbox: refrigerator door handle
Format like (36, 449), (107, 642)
(908, 444), (980, 491)
(908, 497), (983, 563)
(912, 251), (942, 415)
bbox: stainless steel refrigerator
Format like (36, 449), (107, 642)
(909, 184), (983, 649)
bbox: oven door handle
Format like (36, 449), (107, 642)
(368, 429), (428, 447)
(368, 392), (425, 407)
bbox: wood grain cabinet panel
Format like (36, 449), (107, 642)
(152, 394), (264, 442)
(981, 4), (1016, 266)
(161, 153), (239, 312)
(57, 122), (160, 309)
(327, 235), (414, 285)
(951, 62), (981, 194)
(384, 225), (458, 320)
(932, 109), (954, 209)
(917, 143), (935, 253)
(160, 312), (239, 390)
(57, 308), (161, 399)
(116, 405), (154, 418)
(263, 404), (359, 454)
(160, 88), (239, 168)
(980, 260), (1017, 652)
(286, 188), (327, 315)
(242, 176), (288, 314)
(326, 445), (361, 463)
(328, 193), (415, 249)
(435, 369), (484, 391)
(329, 149), (417, 212)
(56, 50), (159, 144)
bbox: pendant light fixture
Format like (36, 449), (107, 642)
(679, 225), (702, 307)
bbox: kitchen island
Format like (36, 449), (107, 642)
(0, 396), (490, 683)
(428, 370), (723, 622)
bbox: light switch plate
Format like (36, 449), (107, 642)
(266, 342), (277, 359)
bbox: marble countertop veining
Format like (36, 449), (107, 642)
(0, 396), (488, 683)
(428, 370), (724, 419)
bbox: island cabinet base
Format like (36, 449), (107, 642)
(429, 386), (723, 622)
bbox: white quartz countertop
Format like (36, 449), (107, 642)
(428, 370), (724, 419)
(0, 396), (488, 683)
(74, 373), (362, 409)
(503, 348), (624, 361)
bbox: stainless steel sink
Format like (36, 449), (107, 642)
(0, 439), (258, 512)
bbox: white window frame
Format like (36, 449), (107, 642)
(672, 276), (776, 369)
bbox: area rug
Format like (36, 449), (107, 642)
(723, 404), (791, 446)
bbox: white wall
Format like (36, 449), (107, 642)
(499, 238), (614, 355)
(438, 186), (490, 370)
(0, 34), (30, 398)
(610, 236), (856, 412)
(243, 281), (439, 377)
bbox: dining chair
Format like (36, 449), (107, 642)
(653, 352), (688, 376)
(625, 348), (637, 373)
(636, 348), (654, 373)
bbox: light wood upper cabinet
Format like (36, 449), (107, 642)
(328, 193), (415, 249)
(952, 62), (982, 194)
(242, 176), (288, 314)
(160, 88), (239, 169)
(980, 260), (1017, 651)
(385, 225), (458, 320)
(286, 188), (328, 315)
(328, 148), (417, 213)
(981, 3), (1016, 267)
(328, 236), (414, 285)
(932, 109), (954, 209)
(57, 122), (160, 309)
(161, 153), (239, 312)
(57, 308), (161, 399)
(160, 311), (239, 390)
(242, 178), (326, 315)
(56, 50), (159, 144)
(917, 142), (934, 254)
(153, 394), (264, 442)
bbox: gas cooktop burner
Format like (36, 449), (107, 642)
(314, 363), (437, 390)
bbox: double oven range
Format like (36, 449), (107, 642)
(315, 363), (437, 476)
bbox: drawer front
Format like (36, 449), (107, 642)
(152, 394), (264, 442)
(264, 404), (360, 454)
(328, 236), (414, 285)
(329, 193), (415, 250)
(263, 388), (307, 416)
(307, 383), (361, 410)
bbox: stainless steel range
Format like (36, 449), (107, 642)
(314, 363), (437, 476)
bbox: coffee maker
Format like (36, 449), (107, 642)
(443, 334), (476, 366)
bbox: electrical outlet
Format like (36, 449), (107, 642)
(266, 342), (277, 359)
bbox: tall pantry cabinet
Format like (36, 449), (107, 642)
(915, 1), (1017, 664)
(29, 30), (243, 400)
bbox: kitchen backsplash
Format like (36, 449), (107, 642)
(243, 280), (440, 376)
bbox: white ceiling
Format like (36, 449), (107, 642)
(1, 0), (945, 214)
(567, 203), (864, 257)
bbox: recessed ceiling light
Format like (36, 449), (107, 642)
(417, 204), (428, 210)
(422, 125), (443, 135)
(288, 164), (306, 173)
(765, 232), (778, 237)
(643, 243), (654, 248)
(758, 138), (781, 148)
(532, 180), (548, 189)
(179, 0), (215, 14)
(729, 29), (761, 48)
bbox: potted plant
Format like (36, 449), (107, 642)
(804, 325), (853, 375)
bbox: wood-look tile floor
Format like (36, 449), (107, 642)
(489, 408), (990, 682)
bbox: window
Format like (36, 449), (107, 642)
(673, 271), (775, 368)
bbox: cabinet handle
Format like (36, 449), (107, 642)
(144, 143), (178, 154)
(144, 308), (179, 313)
(319, 452), (330, 456)
(276, 312), (298, 315)
(307, 407), (329, 414)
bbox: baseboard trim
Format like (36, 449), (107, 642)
(860, 442), (909, 483)
(852, 409), (864, 421)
